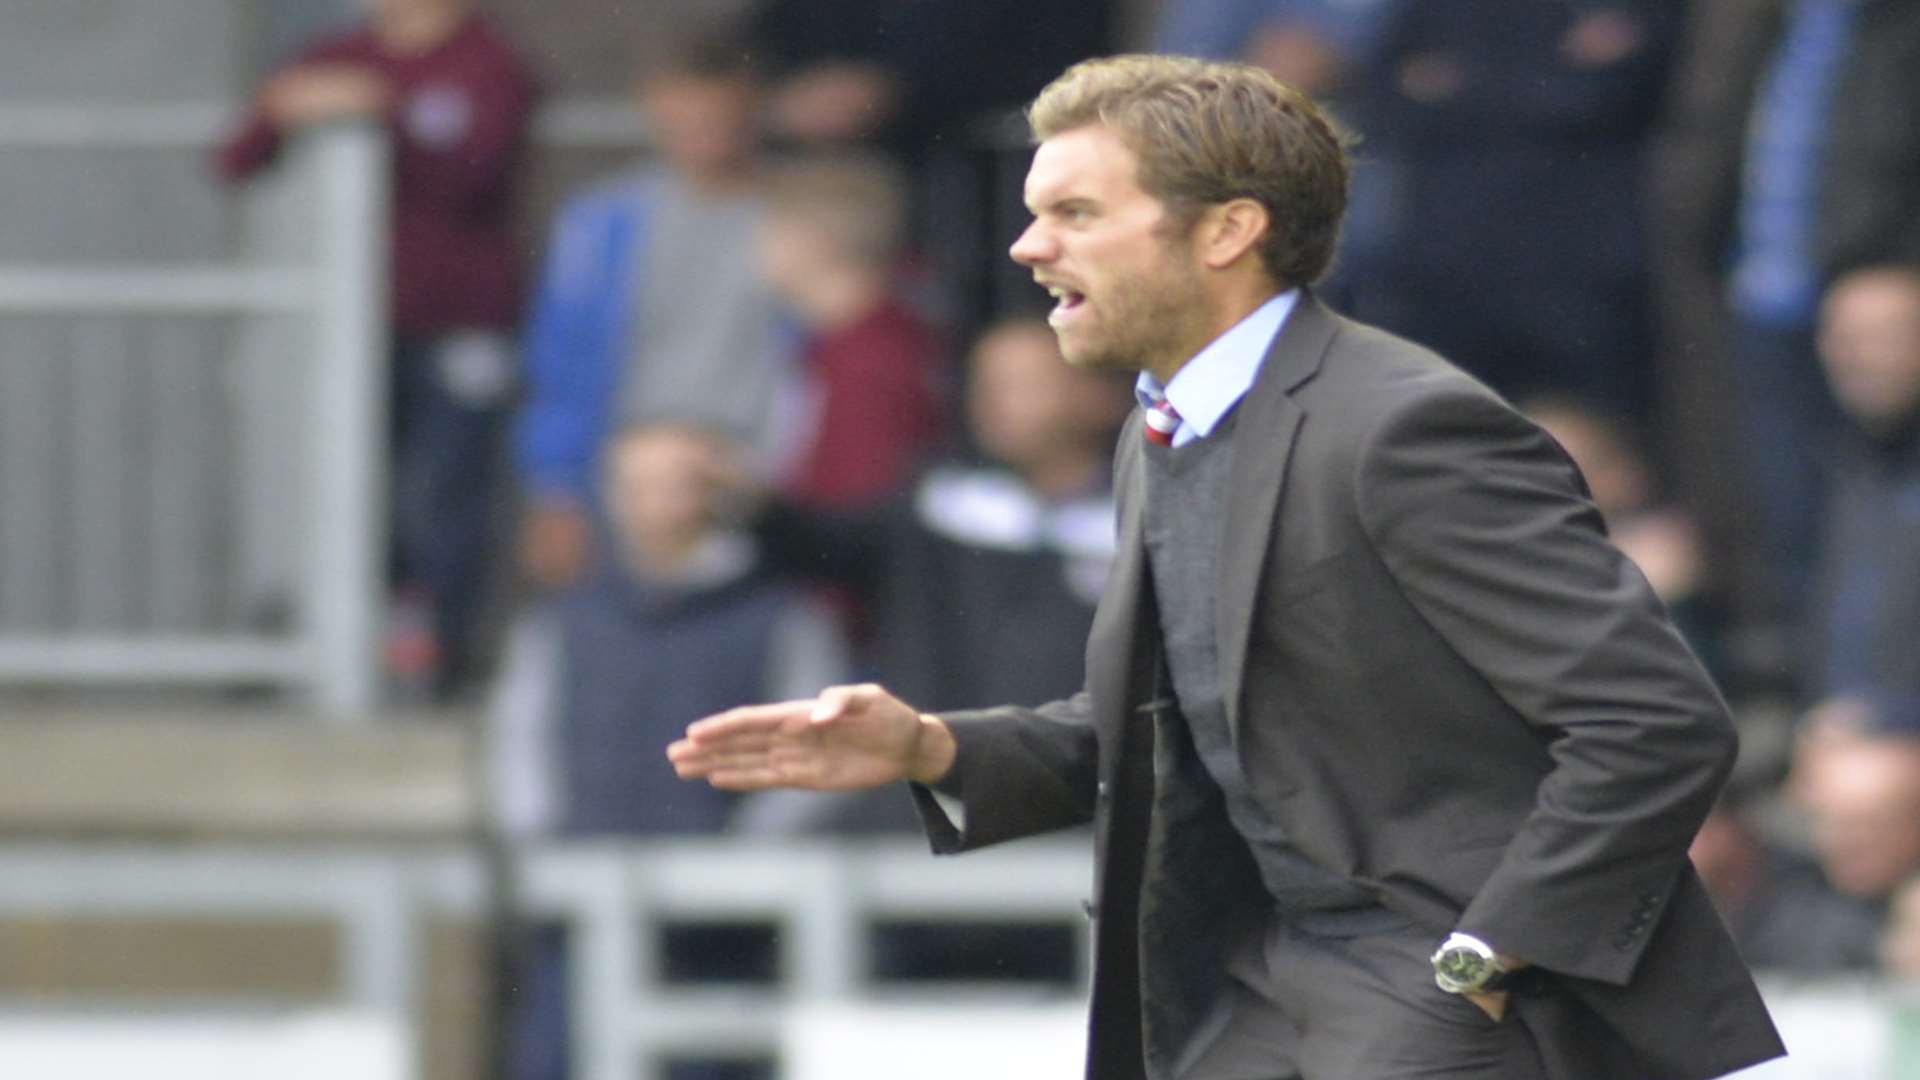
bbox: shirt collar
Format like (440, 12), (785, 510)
(1134, 290), (1298, 447)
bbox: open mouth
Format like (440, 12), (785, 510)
(1046, 285), (1087, 322)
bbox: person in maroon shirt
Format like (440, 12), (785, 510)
(757, 154), (948, 509)
(216, 0), (537, 698)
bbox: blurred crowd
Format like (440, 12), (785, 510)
(213, 0), (1920, 1074)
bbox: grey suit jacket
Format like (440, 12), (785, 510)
(913, 293), (1783, 1080)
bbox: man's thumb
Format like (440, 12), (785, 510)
(810, 683), (876, 725)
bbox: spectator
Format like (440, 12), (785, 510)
(1153, 1), (1403, 307)
(1810, 265), (1920, 700)
(1523, 396), (1722, 668)
(1691, 799), (1884, 975)
(516, 34), (794, 592)
(1792, 723), (1920, 912)
(1155, 0), (1401, 97)
(1690, 699), (1920, 976)
(489, 421), (847, 1080)
(215, 0), (537, 697)
(733, 317), (1130, 833)
(746, 0), (903, 146)
(1358, 0), (1675, 419)
(490, 420), (848, 838)
(1650, 0), (1920, 616)
(746, 0), (1119, 331)
(747, 0), (1116, 152)
(757, 155), (949, 509)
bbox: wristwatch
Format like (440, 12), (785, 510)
(1431, 932), (1515, 994)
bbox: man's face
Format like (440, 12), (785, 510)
(1009, 126), (1210, 374)
(641, 75), (758, 182)
(1799, 739), (1920, 899)
(967, 323), (1125, 470)
(605, 427), (719, 559)
(1819, 269), (1920, 433)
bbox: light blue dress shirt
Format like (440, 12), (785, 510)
(1134, 290), (1299, 448)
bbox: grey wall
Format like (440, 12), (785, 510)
(0, 0), (246, 103)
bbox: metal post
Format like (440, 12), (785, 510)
(303, 124), (389, 718)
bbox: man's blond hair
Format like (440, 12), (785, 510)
(1028, 55), (1350, 289)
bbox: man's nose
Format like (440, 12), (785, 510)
(1009, 221), (1055, 267)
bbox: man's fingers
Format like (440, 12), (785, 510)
(1465, 990), (1508, 1022)
(708, 764), (801, 791)
(686, 700), (815, 742)
(671, 733), (775, 761)
(673, 688), (899, 790)
(671, 742), (777, 771)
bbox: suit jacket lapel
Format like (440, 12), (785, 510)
(1090, 414), (1153, 740)
(1216, 292), (1339, 743)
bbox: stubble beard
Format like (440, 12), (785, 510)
(1056, 252), (1210, 377)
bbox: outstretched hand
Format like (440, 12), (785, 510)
(667, 684), (955, 792)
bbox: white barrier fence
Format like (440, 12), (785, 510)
(513, 839), (1095, 1077)
(0, 1010), (409, 1080)
(1, 840), (1916, 1079)
(0, 840), (1092, 1080)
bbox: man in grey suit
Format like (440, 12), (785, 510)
(670, 55), (1784, 1079)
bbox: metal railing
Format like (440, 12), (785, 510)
(512, 838), (1095, 1078)
(0, 838), (1091, 1080)
(0, 115), (388, 714)
(0, 839), (1912, 1079)
(0, 843), (481, 1080)
(0, 98), (659, 716)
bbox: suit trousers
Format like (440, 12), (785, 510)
(1178, 914), (1551, 1080)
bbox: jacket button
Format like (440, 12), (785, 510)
(1096, 781), (1112, 802)
(1082, 899), (1099, 921)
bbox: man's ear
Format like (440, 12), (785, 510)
(1198, 198), (1270, 271)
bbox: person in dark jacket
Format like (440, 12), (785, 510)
(1809, 265), (1920, 701)
(489, 421), (847, 1080)
(731, 317), (1130, 834)
(1358, 0), (1676, 420)
(491, 421), (848, 841)
(1649, 0), (1920, 619)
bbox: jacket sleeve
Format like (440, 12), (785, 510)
(909, 691), (1101, 854)
(515, 194), (629, 503)
(1353, 385), (1736, 987)
(212, 37), (354, 183)
(752, 498), (892, 591)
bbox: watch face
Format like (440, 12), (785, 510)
(1434, 945), (1492, 992)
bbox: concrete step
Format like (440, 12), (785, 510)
(0, 705), (478, 838)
